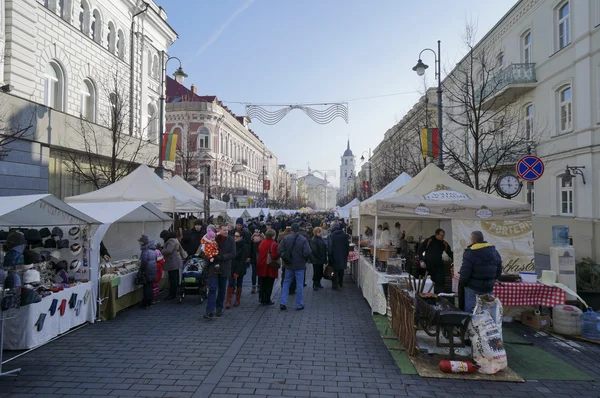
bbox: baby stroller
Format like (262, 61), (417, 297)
(178, 256), (208, 304)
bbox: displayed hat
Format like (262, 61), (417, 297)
(44, 239), (57, 249)
(0, 230), (7, 241)
(57, 239), (70, 249)
(51, 227), (63, 239)
(4, 271), (22, 289)
(53, 260), (68, 272)
(70, 243), (82, 256)
(23, 269), (41, 285)
(6, 231), (26, 246)
(24, 229), (42, 244)
(39, 250), (51, 261)
(69, 260), (81, 272)
(23, 250), (40, 265)
(68, 227), (80, 240)
(39, 228), (51, 238)
(17, 263), (34, 272)
(20, 287), (42, 306)
(50, 250), (61, 262)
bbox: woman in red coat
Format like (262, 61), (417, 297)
(257, 229), (279, 305)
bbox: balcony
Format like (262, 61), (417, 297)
(232, 159), (249, 173)
(475, 63), (536, 109)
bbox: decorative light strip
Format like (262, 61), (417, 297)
(246, 103), (349, 125)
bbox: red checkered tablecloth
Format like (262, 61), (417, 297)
(493, 282), (566, 307)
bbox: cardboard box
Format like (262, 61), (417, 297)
(521, 310), (551, 330)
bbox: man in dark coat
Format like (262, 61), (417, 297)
(278, 223), (311, 311)
(460, 230), (502, 312)
(309, 227), (328, 291)
(181, 220), (205, 256)
(204, 224), (236, 319)
(419, 228), (453, 293)
(327, 222), (349, 290)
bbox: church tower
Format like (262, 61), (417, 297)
(339, 140), (356, 199)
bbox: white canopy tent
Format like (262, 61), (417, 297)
(245, 208), (264, 219)
(358, 164), (532, 267)
(165, 175), (227, 215)
(259, 208), (270, 218)
(65, 165), (203, 214)
(226, 209), (251, 222)
(336, 198), (360, 220)
(0, 194), (98, 228)
(68, 201), (172, 316)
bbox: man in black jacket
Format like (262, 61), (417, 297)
(459, 230), (502, 312)
(181, 220), (205, 256)
(419, 228), (453, 293)
(204, 224), (236, 319)
(328, 222), (349, 290)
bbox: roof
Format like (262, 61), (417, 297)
(343, 140), (353, 157)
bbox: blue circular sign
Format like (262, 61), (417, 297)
(516, 155), (544, 181)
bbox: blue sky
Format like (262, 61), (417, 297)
(159, 0), (517, 187)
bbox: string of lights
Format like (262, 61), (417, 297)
(246, 103), (349, 125)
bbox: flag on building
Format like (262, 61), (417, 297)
(420, 128), (439, 158)
(162, 134), (178, 161)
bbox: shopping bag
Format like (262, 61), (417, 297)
(323, 266), (335, 280)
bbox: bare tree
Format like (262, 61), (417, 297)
(0, 100), (36, 159)
(442, 23), (542, 193)
(176, 131), (199, 186)
(63, 71), (156, 189)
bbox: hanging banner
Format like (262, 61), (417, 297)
(162, 134), (178, 162)
(363, 181), (370, 192)
(451, 219), (534, 276)
(420, 128), (439, 158)
(263, 180), (271, 190)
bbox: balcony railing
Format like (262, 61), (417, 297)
(476, 63), (536, 104)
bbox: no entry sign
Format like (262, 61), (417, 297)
(516, 155), (544, 181)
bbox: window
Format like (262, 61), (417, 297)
(198, 127), (209, 149)
(345, 159), (347, 165)
(79, 1), (89, 34)
(522, 31), (532, 63)
(59, 0), (68, 20)
(147, 104), (158, 142)
(80, 79), (95, 122)
(44, 62), (64, 111)
(559, 177), (574, 216)
(117, 30), (125, 60)
(524, 103), (534, 139)
(152, 54), (159, 79)
(91, 10), (101, 44)
(558, 86), (572, 133)
(557, 2), (571, 50)
(107, 22), (116, 53)
(496, 53), (504, 68)
(109, 92), (118, 129)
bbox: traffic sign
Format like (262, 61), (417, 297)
(516, 155), (544, 181)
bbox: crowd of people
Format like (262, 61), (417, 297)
(135, 212), (351, 319)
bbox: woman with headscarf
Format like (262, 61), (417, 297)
(160, 230), (183, 300)
(138, 235), (157, 308)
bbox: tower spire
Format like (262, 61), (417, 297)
(347, 139), (350, 151)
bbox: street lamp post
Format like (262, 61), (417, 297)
(413, 40), (444, 170)
(156, 53), (187, 179)
(360, 148), (372, 197)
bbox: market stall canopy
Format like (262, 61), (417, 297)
(0, 194), (99, 227)
(226, 208), (251, 222)
(364, 164), (531, 220)
(358, 172), (412, 216)
(259, 208), (270, 218)
(65, 165), (203, 213)
(246, 208), (264, 219)
(336, 198), (361, 219)
(165, 175), (227, 213)
(69, 201), (172, 225)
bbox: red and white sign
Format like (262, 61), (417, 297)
(263, 180), (271, 190)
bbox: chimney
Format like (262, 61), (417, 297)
(190, 84), (197, 95)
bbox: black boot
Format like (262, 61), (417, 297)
(313, 283), (319, 291)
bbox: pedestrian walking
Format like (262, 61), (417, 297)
(327, 222), (349, 290)
(138, 235), (157, 308)
(226, 230), (250, 308)
(181, 219), (205, 257)
(459, 231), (502, 313)
(309, 227), (327, 291)
(250, 231), (264, 294)
(160, 230), (183, 300)
(257, 229), (279, 305)
(418, 228), (453, 294)
(204, 224), (236, 319)
(278, 223), (311, 311)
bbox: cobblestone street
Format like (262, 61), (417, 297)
(1, 271), (599, 398)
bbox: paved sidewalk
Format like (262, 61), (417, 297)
(1, 268), (599, 398)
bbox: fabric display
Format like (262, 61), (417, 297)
(493, 281), (566, 307)
(58, 299), (67, 316)
(75, 300), (82, 316)
(68, 293), (77, 309)
(83, 290), (90, 305)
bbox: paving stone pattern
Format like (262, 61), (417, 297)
(1, 268), (599, 398)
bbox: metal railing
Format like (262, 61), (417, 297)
(476, 63), (536, 103)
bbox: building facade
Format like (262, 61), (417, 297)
(165, 77), (279, 208)
(0, 0), (176, 198)
(338, 140), (356, 201)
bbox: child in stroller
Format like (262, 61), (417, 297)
(178, 256), (208, 304)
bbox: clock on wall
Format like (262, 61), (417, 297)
(496, 174), (522, 199)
